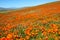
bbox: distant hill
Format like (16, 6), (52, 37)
(0, 7), (11, 10)
(0, 7), (17, 13)
(0, 7), (8, 12)
(0, 7), (6, 10)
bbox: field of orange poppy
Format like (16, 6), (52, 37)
(0, 1), (60, 40)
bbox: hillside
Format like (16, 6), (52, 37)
(0, 1), (60, 40)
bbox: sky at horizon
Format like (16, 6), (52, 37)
(0, 0), (57, 8)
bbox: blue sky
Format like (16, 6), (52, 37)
(0, 0), (57, 8)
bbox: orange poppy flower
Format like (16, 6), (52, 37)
(53, 28), (58, 33)
(42, 31), (47, 36)
(50, 24), (58, 29)
(25, 26), (33, 36)
(7, 33), (13, 39)
(0, 37), (10, 40)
